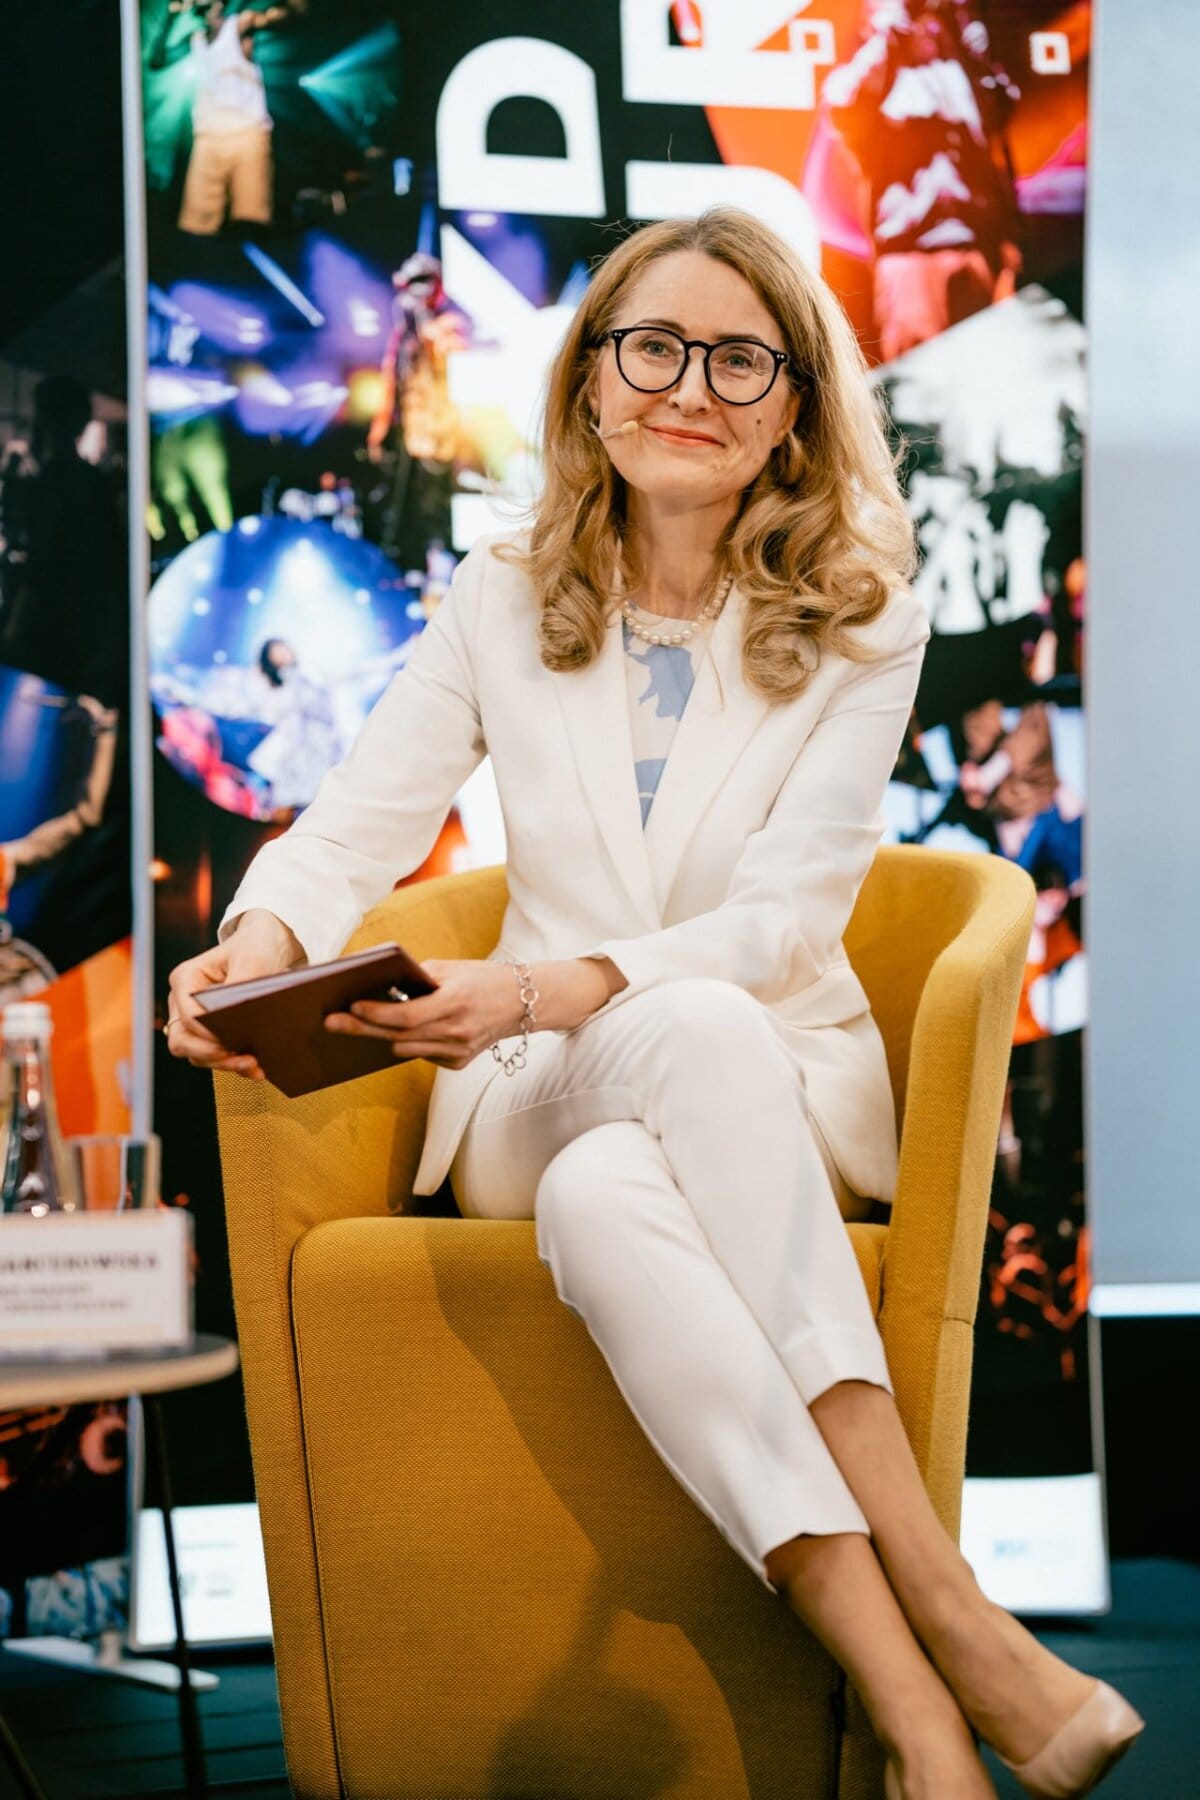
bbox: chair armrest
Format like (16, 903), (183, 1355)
(211, 863), (507, 1796)
(215, 862), (509, 1252)
(213, 1065), (435, 1800)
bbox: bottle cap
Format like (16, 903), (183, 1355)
(2, 1001), (53, 1042)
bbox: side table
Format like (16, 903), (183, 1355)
(0, 1334), (240, 1800)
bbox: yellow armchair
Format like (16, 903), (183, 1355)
(214, 846), (1034, 1800)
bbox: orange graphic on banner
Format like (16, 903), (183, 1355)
(40, 938), (133, 1137)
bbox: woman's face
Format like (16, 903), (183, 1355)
(592, 250), (801, 517)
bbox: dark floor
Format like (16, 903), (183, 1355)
(983, 1559), (1200, 1799)
(0, 1649), (288, 1800)
(0, 1559), (1196, 1798)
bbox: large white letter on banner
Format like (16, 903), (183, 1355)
(623, 1), (835, 110)
(626, 162), (822, 271)
(436, 37), (604, 217)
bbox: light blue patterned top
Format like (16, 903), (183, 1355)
(621, 606), (714, 826)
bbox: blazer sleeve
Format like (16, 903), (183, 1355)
(582, 595), (930, 1009)
(217, 543), (489, 964)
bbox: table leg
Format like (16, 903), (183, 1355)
(143, 1394), (207, 1800)
(0, 1706), (47, 1800)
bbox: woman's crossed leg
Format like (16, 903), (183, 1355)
(450, 979), (1096, 1795)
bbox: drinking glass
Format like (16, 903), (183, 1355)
(68, 1134), (161, 1213)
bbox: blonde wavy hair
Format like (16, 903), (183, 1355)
(497, 207), (916, 701)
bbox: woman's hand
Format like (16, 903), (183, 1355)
(325, 958), (524, 1071)
(165, 909), (305, 1079)
(325, 954), (627, 1070)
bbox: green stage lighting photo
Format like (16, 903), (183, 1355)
(142, 34), (201, 192)
(297, 22), (400, 148)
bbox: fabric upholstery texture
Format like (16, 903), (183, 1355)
(213, 846), (1034, 1800)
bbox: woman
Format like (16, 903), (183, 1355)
(166, 209), (1141, 1799)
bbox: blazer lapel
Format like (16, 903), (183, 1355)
(551, 610), (661, 932)
(642, 584), (771, 916)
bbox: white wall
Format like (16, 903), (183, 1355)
(1087, 0), (1200, 1305)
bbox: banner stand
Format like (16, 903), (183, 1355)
(961, 1473), (1109, 1617)
(94, 0), (1108, 1641)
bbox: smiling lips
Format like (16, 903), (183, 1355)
(645, 424), (722, 446)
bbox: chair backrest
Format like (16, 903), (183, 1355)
(345, 864), (508, 966)
(856, 846), (1034, 1516)
(845, 844), (1014, 1121)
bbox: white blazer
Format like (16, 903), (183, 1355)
(220, 532), (930, 1204)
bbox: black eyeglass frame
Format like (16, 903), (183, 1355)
(597, 325), (795, 406)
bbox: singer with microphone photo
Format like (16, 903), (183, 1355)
(166, 207), (1142, 1798)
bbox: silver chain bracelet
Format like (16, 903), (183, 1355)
(491, 958), (539, 1075)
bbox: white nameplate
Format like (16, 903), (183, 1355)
(0, 1211), (193, 1354)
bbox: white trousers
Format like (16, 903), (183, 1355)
(449, 978), (893, 1588)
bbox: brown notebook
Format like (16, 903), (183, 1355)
(193, 942), (439, 1097)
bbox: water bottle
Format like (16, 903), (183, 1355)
(0, 1002), (81, 1215)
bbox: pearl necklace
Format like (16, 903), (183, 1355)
(620, 573), (733, 648)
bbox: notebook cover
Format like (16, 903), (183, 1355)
(193, 942), (438, 1097)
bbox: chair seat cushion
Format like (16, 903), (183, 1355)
(287, 1215), (889, 1800)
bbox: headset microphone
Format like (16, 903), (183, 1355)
(593, 420), (641, 441)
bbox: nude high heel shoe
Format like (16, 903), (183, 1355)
(998, 1679), (1145, 1798)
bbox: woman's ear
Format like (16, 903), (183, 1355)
(773, 385), (804, 447)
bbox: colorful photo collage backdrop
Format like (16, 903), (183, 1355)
(142, 0), (1091, 1482)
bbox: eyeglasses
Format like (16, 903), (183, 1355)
(599, 325), (793, 406)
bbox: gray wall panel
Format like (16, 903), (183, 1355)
(1087, 0), (1200, 1291)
